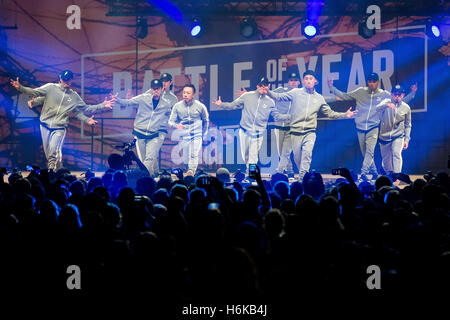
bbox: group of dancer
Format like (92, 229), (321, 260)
(10, 68), (414, 180)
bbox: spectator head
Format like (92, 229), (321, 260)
(136, 176), (157, 196)
(290, 181), (304, 202)
(270, 172), (288, 188)
(216, 167), (231, 183)
(375, 175), (392, 191)
(274, 181), (290, 200)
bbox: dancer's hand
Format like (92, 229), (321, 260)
(386, 103), (396, 110)
(403, 141), (409, 150)
(10, 77), (20, 89)
(410, 82), (418, 93)
(104, 93), (118, 109)
(88, 115), (97, 125)
(212, 96), (222, 106)
(235, 88), (247, 97)
(176, 123), (186, 130)
(28, 97), (34, 108)
(345, 107), (358, 118)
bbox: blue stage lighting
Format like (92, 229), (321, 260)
(190, 18), (202, 37)
(431, 25), (440, 37)
(303, 23), (317, 39)
(426, 20), (442, 39)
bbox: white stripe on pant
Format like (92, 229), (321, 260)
(273, 128), (293, 174)
(357, 127), (379, 175)
(40, 125), (66, 171)
(290, 131), (316, 180)
(135, 133), (166, 177)
(238, 128), (264, 173)
(179, 135), (203, 173)
(380, 137), (404, 174)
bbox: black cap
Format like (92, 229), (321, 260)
(303, 70), (318, 80)
(391, 84), (405, 94)
(367, 72), (379, 81)
(257, 76), (269, 86)
(160, 73), (172, 82)
(59, 70), (74, 82)
(150, 79), (163, 88)
(288, 72), (300, 80)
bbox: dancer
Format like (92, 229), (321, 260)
(168, 84), (209, 174)
(272, 71), (300, 177)
(266, 70), (357, 181)
(10, 70), (116, 170)
(376, 84), (412, 175)
(328, 73), (417, 180)
(115, 79), (172, 177)
(212, 77), (290, 174)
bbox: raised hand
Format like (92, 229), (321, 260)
(212, 96), (222, 106)
(345, 107), (358, 118)
(10, 77), (20, 89)
(88, 115), (98, 125)
(176, 123), (186, 130)
(28, 97), (34, 109)
(235, 87), (247, 97)
(410, 82), (418, 93)
(386, 102), (396, 110)
(104, 93), (118, 109)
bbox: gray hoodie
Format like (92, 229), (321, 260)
(162, 90), (178, 108)
(168, 99), (209, 137)
(330, 86), (415, 131)
(117, 92), (172, 135)
(268, 87), (348, 135)
(376, 98), (412, 143)
(19, 83), (106, 129)
(220, 90), (290, 136)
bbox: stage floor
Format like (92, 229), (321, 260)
(4, 171), (423, 189)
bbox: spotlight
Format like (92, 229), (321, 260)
(135, 17), (148, 39)
(240, 17), (257, 38)
(190, 18), (202, 37)
(426, 20), (441, 38)
(358, 16), (376, 39)
(302, 21), (317, 39)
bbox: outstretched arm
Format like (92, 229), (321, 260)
(213, 94), (245, 110)
(266, 89), (295, 102)
(403, 83), (418, 104)
(10, 77), (51, 97)
(327, 79), (360, 101)
(76, 93), (117, 114)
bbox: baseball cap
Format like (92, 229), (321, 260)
(288, 72), (300, 80)
(257, 76), (269, 86)
(303, 70), (318, 80)
(160, 73), (172, 82)
(391, 84), (405, 94)
(59, 70), (74, 82)
(367, 72), (379, 82)
(150, 79), (163, 88)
